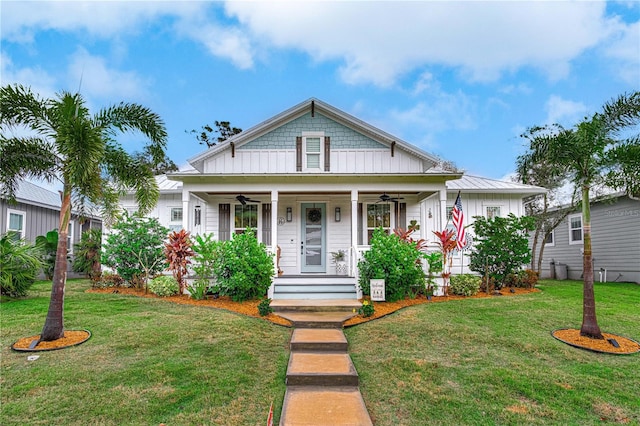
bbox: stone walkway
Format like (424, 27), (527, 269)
(273, 300), (373, 426)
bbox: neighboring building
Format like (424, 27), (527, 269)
(537, 194), (640, 284)
(0, 180), (102, 272)
(118, 98), (544, 298)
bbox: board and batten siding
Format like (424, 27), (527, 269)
(539, 196), (640, 283)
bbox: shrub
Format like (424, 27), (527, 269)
(102, 212), (168, 286)
(0, 233), (42, 297)
(505, 269), (539, 288)
(258, 298), (273, 316)
(96, 272), (125, 288)
(187, 279), (208, 300)
(358, 228), (425, 302)
(165, 229), (194, 294)
(148, 275), (179, 297)
(73, 228), (102, 281)
(213, 230), (274, 302)
(449, 274), (481, 296)
(358, 300), (375, 317)
(469, 214), (535, 289)
(35, 229), (60, 280)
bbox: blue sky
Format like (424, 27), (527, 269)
(2, 1), (639, 181)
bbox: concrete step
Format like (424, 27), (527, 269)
(290, 328), (348, 352)
(274, 276), (356, 285)
(280, 386), (373, 426)
(271, 299), (362, 313)
(286, 352), (359, 386)
(276, 311), (357, 328)
(273, 291), (357, 300)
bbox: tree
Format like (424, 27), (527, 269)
(516, 91), (640, 339)
(132, 145), (178, 174)
(515, 130), (576, 275)
(187, 120), (242, 148)
(0, 84), (167, 341)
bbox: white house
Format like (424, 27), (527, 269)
(119, 98), (544, 298)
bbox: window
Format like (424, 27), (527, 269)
(366, 203), (391, 244)
(569, 214), (583, 244)
(7, 209), (25, 240)
(543, 230), (554, 247)
(446, 206), (453, 220)
(486, 206), (501, 219)
(234, 204), (258, 234)
(171, 208), (183, 222)
(302, 132), (324, 171)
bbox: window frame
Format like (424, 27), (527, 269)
(365, 203), (393, 245)
(67, 221), (75, 254)
(302, 131), (325, 171)
(170, 207), (183, 223)
(485, 206), (502, 219)
(568, 213), (583, 245)
(7, 209), (26, 240)
(233, 203), (260, 236)
(543, 229), (555, 247)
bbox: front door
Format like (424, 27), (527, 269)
(301, 203), (326, 273)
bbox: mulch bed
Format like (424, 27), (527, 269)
(11, 286), (638, 355)
(11, 330), (91, 352)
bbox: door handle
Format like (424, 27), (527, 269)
(301, 241), (304, 255)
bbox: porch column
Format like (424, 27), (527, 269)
(439, 188), (447, 231)
(351, 189), (361, 298)
(182, 192), (190, 232)
(269, 190), (279, 299)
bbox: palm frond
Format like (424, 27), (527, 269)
(0, 84), (54, 135)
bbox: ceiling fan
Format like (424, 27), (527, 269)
(235, 194), (260, 205)
(378, 193), (404, 203)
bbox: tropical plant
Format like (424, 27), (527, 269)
(0, 84), (167, 341)
(257, 298), (273, 316)
(330, 249), (346, 263)
(72, 228), (102, 281)
(0, 233), (43, 297)
(186, 280), (208, 300)
(35, 229), (60, 280)
(449, 274), (481, 296)
(102, 212), (168, 287)
(432, 229), (456, 294)
(212, 229), (274, 302)
(516, 91), (640, 339)
(469, 214), (536, 290)
(148, 275), (179, 297)
(165, 229), (194, 295)
(191, 233), (219, 296)
(424, 251), (443, 295)
(358, 228), (425, 301)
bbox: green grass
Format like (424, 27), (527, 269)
(0, 280), (290, 426)
(2, 280), (639, 425)
(346, 280), (640, 425)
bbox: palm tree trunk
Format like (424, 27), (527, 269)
(580, 185), (603, 339)
(40, 188), (71, 341)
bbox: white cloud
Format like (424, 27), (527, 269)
(225, 0), (613, 86)
(544, 95), (588, 126)
(0, 51), (57, 99)
(67, 48), (150, 102)
(601, 19), (640, 85)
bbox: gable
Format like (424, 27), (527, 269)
(189, 98), (439, 175)
(239, 113), (387, 151)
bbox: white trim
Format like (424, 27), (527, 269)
(364, 202), (394, 245)
(543, 229), (555, 247)
(568, 213), (583, 245)
(67, 221), (75, 254)
(7, 209), (26, 239)
(232, 203), (262, 240)
(482, 204), (504, 219)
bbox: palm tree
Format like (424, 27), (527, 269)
(0, 84), (168, 342)
(517, 91), (640, 339)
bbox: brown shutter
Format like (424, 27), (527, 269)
(296, 136), (302, 171)
(357, 203), (363, 245)
(324, 136), (330, 171)
(262, 203), (272, 245)
(398, 202), (406, 229)
(218, 204), (230, 241)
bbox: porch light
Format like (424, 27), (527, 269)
(335, 207), (341, 222)
(286, 207), (292, 222)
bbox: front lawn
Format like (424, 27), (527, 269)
(1, 279), (638, 425)
(347, 279), (640, 425)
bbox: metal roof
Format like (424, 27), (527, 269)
(446, 175), (546, 194)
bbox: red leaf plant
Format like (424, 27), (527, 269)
(432, 229), (457, 295)
(165, 229), (195, 295)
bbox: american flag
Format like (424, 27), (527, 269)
(452, 191), (466, 250)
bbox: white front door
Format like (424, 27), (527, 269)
(301, 203), (326, 273)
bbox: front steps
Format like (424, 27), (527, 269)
(272, 276), (358, 300)
(278, 300), (373, 426)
